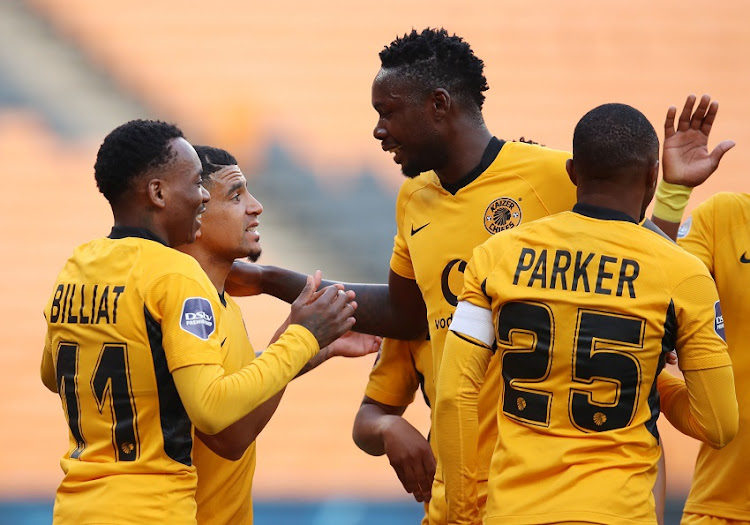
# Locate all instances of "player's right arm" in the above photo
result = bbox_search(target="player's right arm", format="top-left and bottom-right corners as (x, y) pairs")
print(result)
(226, 263), (427, 339)
(657, 273), (739, 448)
(435, 246), (496, 525)
(353, 337), (435, 503)
(173, 276), (357, 435)
(658, 367), (737, 448)
(353, 397), (435, 503)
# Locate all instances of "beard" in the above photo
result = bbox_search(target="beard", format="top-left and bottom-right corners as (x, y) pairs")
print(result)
(246, 247), (262, 263)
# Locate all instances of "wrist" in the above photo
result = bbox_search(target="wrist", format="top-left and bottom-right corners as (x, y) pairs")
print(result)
(652, 180), (693, 223)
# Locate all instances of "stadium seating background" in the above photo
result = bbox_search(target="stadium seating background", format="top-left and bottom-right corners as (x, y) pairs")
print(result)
(1, 1), (748, 523)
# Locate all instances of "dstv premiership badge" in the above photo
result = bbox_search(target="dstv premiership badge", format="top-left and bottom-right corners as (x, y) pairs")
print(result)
(180, 297), (216, 340)
(484, 197), (522, 234)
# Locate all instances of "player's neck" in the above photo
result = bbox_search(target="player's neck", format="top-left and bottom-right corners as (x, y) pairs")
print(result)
(178, 245), (230, 294)
(434, 120), (493, 186)
(576, 192), (643, 222)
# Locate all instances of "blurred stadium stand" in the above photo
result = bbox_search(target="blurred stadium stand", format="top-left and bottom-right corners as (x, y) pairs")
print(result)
(2, 0), (750, 523)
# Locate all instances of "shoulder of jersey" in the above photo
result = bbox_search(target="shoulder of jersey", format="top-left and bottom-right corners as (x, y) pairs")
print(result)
(117, 237), (207, 278)
(397, 171), (436, 196)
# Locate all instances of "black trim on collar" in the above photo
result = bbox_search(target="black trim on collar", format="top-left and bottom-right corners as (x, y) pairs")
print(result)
(218, 291), (227, 307)
(108, 226), (168, 246)
(573, 203), (638, 224)
(442, 137), (505, 195)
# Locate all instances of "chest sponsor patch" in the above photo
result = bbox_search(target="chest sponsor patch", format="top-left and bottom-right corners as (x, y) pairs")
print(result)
(677, 216), (692, 239)
(714, 300), (726, 341)
(180, 297), (216, 340)
(484, 197), (522, 234)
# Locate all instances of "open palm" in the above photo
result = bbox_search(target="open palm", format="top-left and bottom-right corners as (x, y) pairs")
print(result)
(662, 94), (735, 187)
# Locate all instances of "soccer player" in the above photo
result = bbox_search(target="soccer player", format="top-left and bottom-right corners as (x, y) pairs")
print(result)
(40, 120), (357, 524)
(435, 102), (739, 525)
(183, 145), (380, 525)
(227, 28), (577, 521)
(650, 96), (747, 525)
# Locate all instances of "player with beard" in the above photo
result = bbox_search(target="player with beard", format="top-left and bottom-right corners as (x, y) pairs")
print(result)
(182, 146), (380, 525)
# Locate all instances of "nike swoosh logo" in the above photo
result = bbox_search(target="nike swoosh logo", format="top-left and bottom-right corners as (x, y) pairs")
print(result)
(411, 223), (430, 236)
(741, 252), (750, 264)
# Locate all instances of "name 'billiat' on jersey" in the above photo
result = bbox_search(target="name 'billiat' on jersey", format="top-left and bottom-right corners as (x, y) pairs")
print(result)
(49, 283), (126, 324)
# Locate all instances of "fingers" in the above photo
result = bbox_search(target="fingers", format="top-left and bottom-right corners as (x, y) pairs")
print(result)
(690, 94), (711, 130)
(293, 275), (316, 306)
(676, 94), (696, 132)
(700, 100), (719, 135)
(664, 105), (677, 139)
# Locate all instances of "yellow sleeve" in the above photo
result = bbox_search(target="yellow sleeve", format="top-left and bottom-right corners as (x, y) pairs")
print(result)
(658, 367), (738, 448)
(677, 197), (715, 274)
(145, 273), (225, 371)
(40, 329), (57, 393)
(673, 274), (732, 372)
(364, 338), (419, 407)
(435, 330), (492, 525)
(172, 324), (319, 434)
(389, 181), (416, 280)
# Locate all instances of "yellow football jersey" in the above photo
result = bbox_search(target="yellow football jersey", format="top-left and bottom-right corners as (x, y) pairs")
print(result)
(678, 192), (750, 521)
(194, 294), (257, 525)
(446, 204), (731, 525)
(41, 228), (225, 525)
(389, 137), (576, 490)
(365, 337), (434, 411)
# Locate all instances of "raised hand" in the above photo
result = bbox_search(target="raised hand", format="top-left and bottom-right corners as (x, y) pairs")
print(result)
(290, 271), (357, 348)
(662, 94), (735, 187)
(326, 331), (382, 358)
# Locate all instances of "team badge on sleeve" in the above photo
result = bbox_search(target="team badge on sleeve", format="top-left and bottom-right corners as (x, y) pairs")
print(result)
(677, 216), (692, 239)
(714, 300), (726, 341)
(180, 297), (215, 340)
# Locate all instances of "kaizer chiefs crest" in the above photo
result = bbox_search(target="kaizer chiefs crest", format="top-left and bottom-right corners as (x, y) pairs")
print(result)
(484, 197), (522, 234)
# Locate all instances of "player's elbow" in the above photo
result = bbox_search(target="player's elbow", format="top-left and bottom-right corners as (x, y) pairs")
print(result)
(703, 409), (739, 449)
(190, 409), (230, 437)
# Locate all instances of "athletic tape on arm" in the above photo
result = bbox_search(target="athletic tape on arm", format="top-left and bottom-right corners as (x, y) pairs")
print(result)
(449, 301), (495, 347)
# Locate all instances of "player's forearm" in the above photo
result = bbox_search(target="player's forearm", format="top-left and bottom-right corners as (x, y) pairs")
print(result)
(658, 366), (738, 448)
(196, 387), (286, 460)
(260, 265), (426, 338)
(435, 332), (491, 525)
(174, 325), (318, 434)
(353, 404), (399, 456)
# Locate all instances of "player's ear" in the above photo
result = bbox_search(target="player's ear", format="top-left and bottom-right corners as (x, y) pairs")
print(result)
(566, 158), (578, 187)
(147, 178), (167, 209)
(432, 88), (451, 120)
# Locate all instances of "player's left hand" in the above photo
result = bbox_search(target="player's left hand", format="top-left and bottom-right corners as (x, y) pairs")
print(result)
(326, 331), (382, 358)
(662, 94), (735, 187)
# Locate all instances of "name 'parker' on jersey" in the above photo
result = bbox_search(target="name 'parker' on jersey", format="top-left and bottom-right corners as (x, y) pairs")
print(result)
(512, 247), (640, 298)
(49, 283), (126, 324)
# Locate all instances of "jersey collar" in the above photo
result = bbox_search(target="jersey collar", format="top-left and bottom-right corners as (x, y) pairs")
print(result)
(573, 202), (638, 224)
(108, 226), (168, 246)
(441, 136), (505, 195)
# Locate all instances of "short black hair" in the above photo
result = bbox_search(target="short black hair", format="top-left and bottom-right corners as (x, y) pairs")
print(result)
(379, 28), (489, 111)
(94, 119), (184, 205)
(573, 103), (659, 178)
(192, 145), (238, 187)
